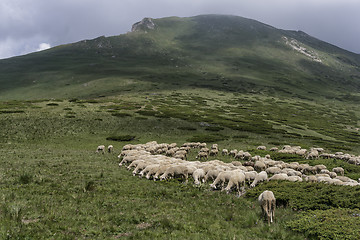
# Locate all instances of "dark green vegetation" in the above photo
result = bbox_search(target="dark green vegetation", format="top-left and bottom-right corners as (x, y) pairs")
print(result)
(1, 14), (360, 239)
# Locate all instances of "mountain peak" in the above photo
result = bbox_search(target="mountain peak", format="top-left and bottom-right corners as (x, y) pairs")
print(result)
(131, 17), (156, 32)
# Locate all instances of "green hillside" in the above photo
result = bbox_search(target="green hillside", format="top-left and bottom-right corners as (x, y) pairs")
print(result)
(0, 14), (359, 100)
(2, 15), (360, 239)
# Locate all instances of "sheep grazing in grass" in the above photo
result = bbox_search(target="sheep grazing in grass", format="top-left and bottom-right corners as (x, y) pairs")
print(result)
(196, 152), (208, 161)
(160, 165), (190, 183)
(224, 171), (246, 196)
(209, 149), (218, 157)
(96, 145), (105, 154)
(192, 169), (206, 185)
(221, 149), (229, 156)
(306, 150), (319, 159)
(107, 145), (114, 153)
(258, 190), (276, 224)
(229, 149), (238, 157)
(270, 147), (278, 152)
(250, 171), (268, 188)
(257, 146), (266, 150)
(332, 167), (344, 176)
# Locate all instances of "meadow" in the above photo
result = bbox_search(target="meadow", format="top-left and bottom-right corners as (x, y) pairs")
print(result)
(1, 89), (360, 239)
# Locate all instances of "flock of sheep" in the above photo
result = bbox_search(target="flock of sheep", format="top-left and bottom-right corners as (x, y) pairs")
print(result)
(96, 141), (360, 223)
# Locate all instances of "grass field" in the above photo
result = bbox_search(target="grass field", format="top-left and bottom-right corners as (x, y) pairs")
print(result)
(1, 90), (360, 239)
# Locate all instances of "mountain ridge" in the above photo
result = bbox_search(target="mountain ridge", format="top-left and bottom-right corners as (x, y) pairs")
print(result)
(0, 14), (359, 100)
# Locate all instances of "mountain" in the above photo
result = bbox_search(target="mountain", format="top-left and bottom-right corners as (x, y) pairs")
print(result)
(0, 14), (359, 100)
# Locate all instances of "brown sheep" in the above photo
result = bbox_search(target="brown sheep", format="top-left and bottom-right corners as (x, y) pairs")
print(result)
(258, 190), (276, 224)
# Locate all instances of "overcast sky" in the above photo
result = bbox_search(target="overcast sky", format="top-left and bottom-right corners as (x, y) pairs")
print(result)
(1, 0), (359, 59)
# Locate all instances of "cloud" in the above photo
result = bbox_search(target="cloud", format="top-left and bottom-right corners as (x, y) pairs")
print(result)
(36, 43), (51, 52)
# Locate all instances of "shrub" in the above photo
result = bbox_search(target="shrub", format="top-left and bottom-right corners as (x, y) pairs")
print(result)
(287, 208), (360, 240)
(205, 126), (224, 132)
(106, 135), (136, 142)
(111, 112), (132, 117)
(46, 103), (59, 106)
(187, 134), (227, 143)
(177, 126), (197, 131)
(18, 172), (33, 184)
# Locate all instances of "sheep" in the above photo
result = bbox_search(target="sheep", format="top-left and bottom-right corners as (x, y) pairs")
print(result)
(160, 165), (190, 182)
(258, 190), (276, 224)
(107, 145), (114, 153)
(265, 167), (281, 175)
(222, 149), (229, 156)
(287, 176), (303, 182)
(244, 171), (258, 185)
(196, 152), (208, 161)
(250, 171), (268, 188)
(209, 149), (219, 157)
(199, 143), (207, 148)
(153, 164), (173, 180)
(306, 150), (319, 159)
(270, 147), (278, 152)
(96, 145), (105, 154)
(224, 171), (246, 196)
(257, 146), (266, 150)
(268, 173), (288, 181)
(204, 169), (221, 182)
(254, 161), (266, 172)
(314, 164), (327, 173)
(139, 164), (161, 179)
(210, 171), (235, 190)
(332, 167), (344, 176)
(192, 169), (206, 185)
(305, 175), (317, 183)
(229, 149), (238, 157)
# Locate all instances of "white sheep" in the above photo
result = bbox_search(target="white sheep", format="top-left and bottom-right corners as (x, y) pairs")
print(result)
(160, 165), (190, 182)
(258, 190), (276, 224)
(268, 173), (288, 181)
(254, 161), (266, 172)
(332, 167), (344, 176)
(224, 171), (246, 196)
(257, 146), (266, 150)
(209, 149), (218, 157)
(222, 149), (229, 156)
(250, 171), (268, 188)
(107, 145), (114, 153)
(96, 145), (105, 154)
(196, 152), (208, 161)
(244, 171), (258, 185)
(192, 169), (206, 185)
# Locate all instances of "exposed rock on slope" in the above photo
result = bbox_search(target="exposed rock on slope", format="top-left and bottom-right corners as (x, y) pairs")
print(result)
(132, 18), (156, 32)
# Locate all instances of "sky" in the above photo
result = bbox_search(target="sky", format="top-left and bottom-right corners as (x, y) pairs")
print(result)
(0, 0), (359, 59)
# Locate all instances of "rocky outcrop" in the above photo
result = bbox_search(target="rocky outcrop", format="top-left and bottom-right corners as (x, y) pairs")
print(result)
(131, 18), (156, 32)
(283, 36), (322, 63)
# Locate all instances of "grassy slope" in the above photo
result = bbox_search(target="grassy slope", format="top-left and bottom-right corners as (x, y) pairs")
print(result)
(1, 91), (360, 239)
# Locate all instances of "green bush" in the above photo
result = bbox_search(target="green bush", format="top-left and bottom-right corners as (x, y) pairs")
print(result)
(177, 126), (197, 131)
(246, 181), (360, 211)
(205, 126), (224, 132)
(287, 208), (360, 240)
(187, 134), (227, 143)
(106, 135), (136, 142)
(111, 112), (132, 117)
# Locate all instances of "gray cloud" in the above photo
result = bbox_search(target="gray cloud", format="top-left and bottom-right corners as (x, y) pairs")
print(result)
(0, 0), (359, 59)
